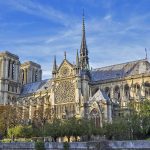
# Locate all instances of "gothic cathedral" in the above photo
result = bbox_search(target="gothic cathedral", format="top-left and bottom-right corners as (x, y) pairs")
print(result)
(0, 15), (150, 126)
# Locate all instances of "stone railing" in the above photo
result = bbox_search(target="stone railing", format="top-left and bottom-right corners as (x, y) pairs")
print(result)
(1, 140), (150, 150)
(45, 140), (150, 150)
(0, 142), (35, 150)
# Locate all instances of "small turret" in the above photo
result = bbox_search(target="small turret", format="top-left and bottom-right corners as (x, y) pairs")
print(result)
(76, 49), (80, 68)
(52, 56), (57, 77)
(74, 49), (80, 75)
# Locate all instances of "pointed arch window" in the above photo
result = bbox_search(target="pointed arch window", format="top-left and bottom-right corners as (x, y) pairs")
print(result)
(114, 86), (120, 102)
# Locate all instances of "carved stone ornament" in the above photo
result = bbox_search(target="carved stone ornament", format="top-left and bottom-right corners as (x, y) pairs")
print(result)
(55, 81), (75, 104)
(60, 66), (70, 77)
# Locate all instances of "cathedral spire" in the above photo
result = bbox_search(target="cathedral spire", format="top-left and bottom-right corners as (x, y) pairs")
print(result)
(52, 56), (57, 74)
(64, 51), (66, 59)
(80, 10), (89, 70)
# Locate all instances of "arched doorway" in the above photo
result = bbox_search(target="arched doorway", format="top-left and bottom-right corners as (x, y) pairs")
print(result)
(90, 108), (101, 127)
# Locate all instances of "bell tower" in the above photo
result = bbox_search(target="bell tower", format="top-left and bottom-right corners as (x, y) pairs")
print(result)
(0, 51), (20, 104)
(21, 61), (42, 85)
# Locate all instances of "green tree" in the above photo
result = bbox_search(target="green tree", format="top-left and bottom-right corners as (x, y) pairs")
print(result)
(61, 117), (82, 142)
(139, 99), (150, 136)
(8, 125), (33, 140)
(44, 118), (62, 142)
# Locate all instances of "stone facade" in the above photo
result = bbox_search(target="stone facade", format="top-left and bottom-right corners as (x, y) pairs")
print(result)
(0, 16), (150, 125)
(0, 51), (20, 104)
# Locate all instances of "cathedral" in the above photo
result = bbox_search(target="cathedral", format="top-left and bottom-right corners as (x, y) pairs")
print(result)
(0, 16), (150, 126)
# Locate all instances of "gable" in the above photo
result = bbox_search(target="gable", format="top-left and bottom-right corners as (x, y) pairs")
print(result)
(57, 59), (74, 77)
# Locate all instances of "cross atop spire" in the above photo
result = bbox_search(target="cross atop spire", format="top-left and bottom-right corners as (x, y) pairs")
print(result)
(80, 10), (89, 70)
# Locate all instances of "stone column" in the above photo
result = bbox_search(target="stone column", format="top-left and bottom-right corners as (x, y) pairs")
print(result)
(120, 85), (124, 107)
(29, 67), (32, 83)
(22, 104), (25, 120)
(140, 77), (145, 97)
(40, 70), (42, 81)
(107, 103), (112, 123)
(29, 101), (36, 120)
(9, 60), (12, 79)
(110, 86), (114, 102)
(27, 68), (30, 84)
(2, 57), (6, 78)
(24, 68), (27, 84)
(38, 69), (40, 81)
(5, 58), (9, 79)
(15, 62), (18, 81)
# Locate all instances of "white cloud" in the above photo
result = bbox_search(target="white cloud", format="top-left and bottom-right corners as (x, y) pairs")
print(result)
(0, 1), (149, 79)
(0, 0), (72, 26)
(104, 14), (112, 21)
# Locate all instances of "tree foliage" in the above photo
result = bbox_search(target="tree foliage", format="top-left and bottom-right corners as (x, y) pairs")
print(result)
(8, 125), (33, 139)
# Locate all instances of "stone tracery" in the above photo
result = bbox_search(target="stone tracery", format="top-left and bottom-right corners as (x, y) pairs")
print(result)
(55, 81), (75, 104)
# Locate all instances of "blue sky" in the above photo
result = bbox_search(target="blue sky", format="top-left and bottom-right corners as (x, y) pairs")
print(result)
(0, 0), (150, 79)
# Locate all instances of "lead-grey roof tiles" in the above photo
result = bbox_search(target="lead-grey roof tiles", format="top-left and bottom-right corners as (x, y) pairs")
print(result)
(20, 79), (52, 96)
(90, 59), (150, 82)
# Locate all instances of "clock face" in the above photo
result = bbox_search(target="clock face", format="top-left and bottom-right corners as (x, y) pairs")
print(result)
(60, 66), (69, 76)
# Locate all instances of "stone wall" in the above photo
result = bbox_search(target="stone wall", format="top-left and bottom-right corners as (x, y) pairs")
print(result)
(107, 140), (150, 150)
(0, 141), (150, 150)
(45, 140), (150, 150)
(0, 142), (35, 150)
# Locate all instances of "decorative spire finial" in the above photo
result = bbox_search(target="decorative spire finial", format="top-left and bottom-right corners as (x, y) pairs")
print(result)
(82, 9), (85, 37)
(64, 51), (66, 59)
(145, 48), (148, 60)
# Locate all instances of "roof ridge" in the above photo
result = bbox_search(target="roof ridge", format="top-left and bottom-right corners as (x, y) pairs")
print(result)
(93, 59), (146, 71)
(22, 79), (50, 86)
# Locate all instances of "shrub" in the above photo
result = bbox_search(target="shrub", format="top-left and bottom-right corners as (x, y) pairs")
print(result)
(35, 141), (45, 150)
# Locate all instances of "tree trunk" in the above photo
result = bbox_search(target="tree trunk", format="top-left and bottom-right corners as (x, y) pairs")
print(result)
(75, 136), (77, 141)
(67, 136), (70, 142)
(54, 137), (57, 142)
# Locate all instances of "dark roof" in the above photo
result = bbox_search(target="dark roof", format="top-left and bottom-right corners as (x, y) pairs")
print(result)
(20, 79), (52, 96)
(90, 59), (150, 82)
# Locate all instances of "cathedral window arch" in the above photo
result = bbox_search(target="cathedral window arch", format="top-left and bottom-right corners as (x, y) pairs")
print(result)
(144, 82), (150, 98)
(134, 83), (140, 98)
(15, 86), (17, 93)
(22, 69), (24, 84)
(12, 96), (16, 103)
(12, 61), (15, 80)
(114, 85), (120, 102)
(8, 84), (10, 91)
(90, 108), (100, 127)
(35, 70), (38, 82)
(8, 95), (11, 104)
(124, 84), (130, 99)
(105, 87), (110, 98)
(8, 59), (11, 78)
(12, 86), (14, 92)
